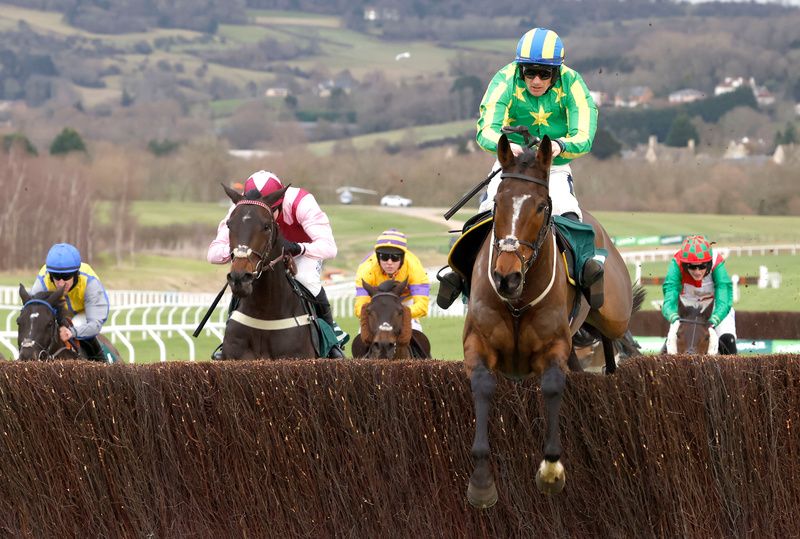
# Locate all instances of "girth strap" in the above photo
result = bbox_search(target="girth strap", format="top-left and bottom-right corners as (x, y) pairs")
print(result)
(230, 311), (312, 331)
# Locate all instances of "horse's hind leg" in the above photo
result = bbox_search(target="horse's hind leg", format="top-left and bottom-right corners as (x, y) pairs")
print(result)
(467, 361), (498, 509)
(536, 357), (567, 495)
(601, 335), (616, 375)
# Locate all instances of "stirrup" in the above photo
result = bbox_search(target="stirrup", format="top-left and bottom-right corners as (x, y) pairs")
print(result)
(211, 343), (223, 360)
(436, 268), (463, 309)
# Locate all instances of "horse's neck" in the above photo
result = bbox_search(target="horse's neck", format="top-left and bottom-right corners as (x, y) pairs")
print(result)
(240, 260), (304, 317)
(680, 296), (713, 314)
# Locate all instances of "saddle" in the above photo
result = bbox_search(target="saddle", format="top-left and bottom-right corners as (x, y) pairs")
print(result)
(287, 277), (341, 359)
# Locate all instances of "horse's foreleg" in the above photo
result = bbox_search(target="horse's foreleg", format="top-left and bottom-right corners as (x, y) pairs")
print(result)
(536, 356), (567, 495)
(467, 360), (498, 509)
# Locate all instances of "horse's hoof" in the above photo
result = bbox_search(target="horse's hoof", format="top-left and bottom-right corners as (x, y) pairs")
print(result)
(467, 479), (498, 509)
(535, 460), (566, 495)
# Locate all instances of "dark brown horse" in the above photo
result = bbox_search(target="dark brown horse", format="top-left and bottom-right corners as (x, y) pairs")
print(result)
(220, 184), (318, 359)
(17, 284), (120, 361)
(350, 280), (431, 359)
(667, 298), (716, 355)
(464, 134), (637, 507)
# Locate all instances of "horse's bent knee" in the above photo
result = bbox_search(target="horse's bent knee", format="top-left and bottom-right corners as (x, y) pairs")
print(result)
(470, 363), (496, 398)
(540, 366), (565, 398)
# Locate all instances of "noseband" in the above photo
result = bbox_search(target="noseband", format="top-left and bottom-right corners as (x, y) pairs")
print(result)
(492, 172), (553, 281)
(230, 200), (284, 278)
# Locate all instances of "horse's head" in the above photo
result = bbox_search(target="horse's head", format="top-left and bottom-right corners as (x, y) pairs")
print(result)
(491, 133), (554, 298)
(17, 284), (68, 360)
(223, 183), (289, 297)
(360, 279), (412, 359)
(669, 298), (717, 354)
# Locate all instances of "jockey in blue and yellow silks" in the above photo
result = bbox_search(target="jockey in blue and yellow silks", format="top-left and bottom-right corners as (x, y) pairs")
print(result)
(355, 229), (430, 331)
(31, 243), (109, 360)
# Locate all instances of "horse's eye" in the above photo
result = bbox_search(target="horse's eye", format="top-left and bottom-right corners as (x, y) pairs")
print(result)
(15, 317), (19, 326)
(537, 202), (547, 214)
(225, 219), (231, 227)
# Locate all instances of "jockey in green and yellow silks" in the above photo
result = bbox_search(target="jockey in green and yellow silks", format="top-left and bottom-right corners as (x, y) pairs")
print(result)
(31, 243), (109, 360)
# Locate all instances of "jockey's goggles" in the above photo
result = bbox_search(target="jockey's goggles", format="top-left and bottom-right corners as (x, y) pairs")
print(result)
(521, 65), (554, 80)
(50, 272), (76, 282)
(684, 263), (710, 271)
(377, 253), (403, 263)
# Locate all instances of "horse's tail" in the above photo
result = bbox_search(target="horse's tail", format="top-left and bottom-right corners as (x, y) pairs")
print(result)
(631, 284), (647, 315)
(615, 284), (647, 359)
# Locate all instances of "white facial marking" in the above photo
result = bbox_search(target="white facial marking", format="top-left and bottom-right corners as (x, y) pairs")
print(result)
(378, 322), (393, 332)
(511, 194), (531, 234)
(30, 313), (40, 319)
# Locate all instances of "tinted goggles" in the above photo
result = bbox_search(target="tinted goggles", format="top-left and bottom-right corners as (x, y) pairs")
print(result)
(50, 272), (75, 282)
(377, 253), (403, 263)
(684, 263), (709, 271)
(521, 65), (554, 80)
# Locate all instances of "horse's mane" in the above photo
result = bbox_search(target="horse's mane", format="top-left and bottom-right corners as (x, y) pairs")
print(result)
(517, 148), (538, 168)
(377, 280), (401, 293)
(243, 188), (264, 201)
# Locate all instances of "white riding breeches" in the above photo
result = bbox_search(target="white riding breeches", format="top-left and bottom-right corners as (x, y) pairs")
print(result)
(478, 161), (582, 220)
(714, 308), (737, 338)
(294, 256), (323, 296)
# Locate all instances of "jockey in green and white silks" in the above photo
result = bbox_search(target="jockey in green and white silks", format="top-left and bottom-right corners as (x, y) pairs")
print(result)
(662, 235), (737, 354)
(477, 27), (598, 220)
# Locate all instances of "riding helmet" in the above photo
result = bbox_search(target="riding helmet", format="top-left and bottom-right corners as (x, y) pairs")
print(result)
(515, 28), (565, 66)
(678, 235), (713, 264)
(45, 243), (82, 273)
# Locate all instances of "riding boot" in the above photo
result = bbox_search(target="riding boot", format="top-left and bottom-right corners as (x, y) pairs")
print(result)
(718, 333), (737, 355)
(436, 267), (464, 309)
(562, 211), (604, 310)
(80, 337), (106, 362)
(315, 288), (345, 359)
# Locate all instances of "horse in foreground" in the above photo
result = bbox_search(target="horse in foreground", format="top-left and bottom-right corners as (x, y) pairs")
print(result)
(17, 284), (119, 361)
(666, 298), (717, 355)
(463, 134), (638, 507)
(220, 184), (320, 359)
(350, 280), (431, 359)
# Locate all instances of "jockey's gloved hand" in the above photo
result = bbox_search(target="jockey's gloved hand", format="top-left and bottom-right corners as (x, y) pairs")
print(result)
(708, 316), (720, 328)
(282, 238), (303, 256)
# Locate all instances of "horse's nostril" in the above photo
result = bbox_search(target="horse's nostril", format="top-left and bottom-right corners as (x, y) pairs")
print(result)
(505, 272), (522, 290)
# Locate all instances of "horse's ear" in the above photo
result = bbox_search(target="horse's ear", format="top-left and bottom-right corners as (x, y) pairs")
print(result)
(223, 183), (243, 204)
(263, 185), (290, 208)
(363, 280), (378, 297)
(497, 133), (515, 169)
(18, 284), (30, 304)
(392, 279), (408, 296)
(536, 134), (553, 171)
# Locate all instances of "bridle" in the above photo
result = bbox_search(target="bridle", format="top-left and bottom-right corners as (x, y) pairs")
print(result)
(366, 292), (405, 358)
(489, 171), (554, 317)
(230, 199), (284, 278)
(19, 299), (76, 360)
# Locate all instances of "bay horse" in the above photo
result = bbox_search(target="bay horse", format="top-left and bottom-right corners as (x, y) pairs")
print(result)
(464, 133), (637, 507)
(666, 298), (717, 355)
(220, 184), (319, 359)
(17, 284), (120, 361)
(350, 280), (432, 359)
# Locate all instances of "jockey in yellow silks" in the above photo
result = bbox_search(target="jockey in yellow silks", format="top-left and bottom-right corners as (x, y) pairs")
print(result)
(355, 229), (430, 331)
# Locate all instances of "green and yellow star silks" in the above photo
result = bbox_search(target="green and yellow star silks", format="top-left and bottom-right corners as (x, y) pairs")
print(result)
(476, 62), (598, 165)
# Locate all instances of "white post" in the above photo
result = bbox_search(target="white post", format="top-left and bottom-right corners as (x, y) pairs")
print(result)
(731, 274), (740, 303)
(635, 262), (642, 285)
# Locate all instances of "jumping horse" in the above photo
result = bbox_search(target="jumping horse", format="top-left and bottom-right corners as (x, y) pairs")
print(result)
(350, 279), (432, 359)
(666, 298), (717, 355)
(220, 184), (319, 359)
(464, 133), (638, 507)
(17, 284), (119, 361)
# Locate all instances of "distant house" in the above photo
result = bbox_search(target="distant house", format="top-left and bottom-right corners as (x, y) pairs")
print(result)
(715, 76), (775, 107)
(264, 87), (289, 98)
(316, 71), (357, 97)
(614, 86), (653, 108)
(363, 7), (399, 21)
(668, 89), (705, 104)
(714, 76), (749, 96)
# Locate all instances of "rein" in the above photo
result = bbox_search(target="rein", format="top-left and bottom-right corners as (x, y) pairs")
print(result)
(19, 300), (77, 359)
